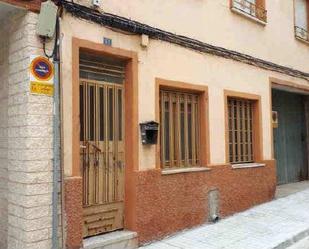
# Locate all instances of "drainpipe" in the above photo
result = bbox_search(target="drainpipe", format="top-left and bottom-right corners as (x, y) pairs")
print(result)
(52, 60), (60, 249)
(52, 17), (61, 249)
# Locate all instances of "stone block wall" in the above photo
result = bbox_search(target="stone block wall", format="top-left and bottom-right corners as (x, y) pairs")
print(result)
(0, 14), (9, 249)
(0, 10), (60, 249)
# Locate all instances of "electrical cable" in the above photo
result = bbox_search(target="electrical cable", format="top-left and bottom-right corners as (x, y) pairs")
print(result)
(42, 16), (59, 60)
(60, 0), (309, 81)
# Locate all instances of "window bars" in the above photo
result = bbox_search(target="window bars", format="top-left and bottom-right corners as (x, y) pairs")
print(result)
(160, 90), (200, 169)
(295, 26), (309, 43)
(79, 53), (125, 207)
(228, 98), (254, 164)
(231, 0), (267, 22)
(80, 80), (124, 206)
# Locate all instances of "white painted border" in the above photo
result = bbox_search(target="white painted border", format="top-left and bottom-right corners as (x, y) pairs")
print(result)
(162, 167), (211, 175)
(232, 163), (266, 169)
(231, 7), (267, 26)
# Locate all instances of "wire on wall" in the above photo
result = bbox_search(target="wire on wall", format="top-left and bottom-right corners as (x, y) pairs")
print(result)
(61, 0), (309, 81)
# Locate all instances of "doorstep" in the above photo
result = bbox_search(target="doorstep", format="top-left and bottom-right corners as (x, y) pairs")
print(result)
(83, 230), (138, 249)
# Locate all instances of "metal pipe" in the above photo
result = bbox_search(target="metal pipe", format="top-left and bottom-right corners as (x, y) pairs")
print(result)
(52, 18), (61, 249)
(52, 59), (60, 249)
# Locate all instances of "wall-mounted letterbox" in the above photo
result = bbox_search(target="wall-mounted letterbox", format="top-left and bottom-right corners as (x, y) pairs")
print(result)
(140, 121), (159, 145)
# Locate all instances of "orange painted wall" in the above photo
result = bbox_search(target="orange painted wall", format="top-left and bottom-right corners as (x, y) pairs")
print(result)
(133, 160), (276, 244)
(64, 160), (276, 246)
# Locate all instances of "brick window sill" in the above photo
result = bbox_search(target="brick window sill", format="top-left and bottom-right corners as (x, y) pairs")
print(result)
(231, 7), (267, 26)
(232, 163), (265, 169)
(161, 167), (211, 175)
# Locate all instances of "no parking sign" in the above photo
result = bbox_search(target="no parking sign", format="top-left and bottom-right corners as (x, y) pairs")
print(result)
(29, 55), (54, 96)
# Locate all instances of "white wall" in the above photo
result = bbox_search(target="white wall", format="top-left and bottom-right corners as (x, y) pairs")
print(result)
(0, 10), (59, 249)
(0, 15), (9, 249)
(75, 0), (309, 72)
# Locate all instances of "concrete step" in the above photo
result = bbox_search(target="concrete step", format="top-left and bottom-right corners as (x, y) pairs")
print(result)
(287, 236), (309, 249)
(83, 230), (138, 249)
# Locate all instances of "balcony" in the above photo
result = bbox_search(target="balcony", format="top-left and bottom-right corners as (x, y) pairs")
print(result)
(295, 26), (309, 44)
(231, 0), (267, 24)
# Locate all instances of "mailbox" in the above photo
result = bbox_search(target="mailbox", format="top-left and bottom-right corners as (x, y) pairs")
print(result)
(140, 121), (159, 145)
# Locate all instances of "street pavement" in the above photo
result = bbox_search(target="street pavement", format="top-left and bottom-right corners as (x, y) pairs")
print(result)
(140, 189), (309, 249)
(288, 237), (309, 249)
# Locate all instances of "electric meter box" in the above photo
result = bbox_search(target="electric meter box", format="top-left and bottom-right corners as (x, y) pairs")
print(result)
(140, 121), (159, 145)
(37, 0), (58, 38)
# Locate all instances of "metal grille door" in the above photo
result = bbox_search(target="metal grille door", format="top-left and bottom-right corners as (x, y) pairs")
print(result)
(79, 54), (125, 237)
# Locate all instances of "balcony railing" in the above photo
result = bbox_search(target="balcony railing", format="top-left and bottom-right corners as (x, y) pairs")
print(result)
(295, 26), (309, 43)
(231, 0), (267, 23)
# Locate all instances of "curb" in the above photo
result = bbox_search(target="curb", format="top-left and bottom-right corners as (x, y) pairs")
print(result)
(274, 228), (309, 249)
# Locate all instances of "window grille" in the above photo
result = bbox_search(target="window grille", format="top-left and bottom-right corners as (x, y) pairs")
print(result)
(231, 0), (267, 22)
(160, 90), (200, 168)
(228, 98), (254, 164)
(294, 0), (309, 42)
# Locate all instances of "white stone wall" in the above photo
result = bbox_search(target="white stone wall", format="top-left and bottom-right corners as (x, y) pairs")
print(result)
(0, 10), (59, 249)
(0, 14), (9, 249)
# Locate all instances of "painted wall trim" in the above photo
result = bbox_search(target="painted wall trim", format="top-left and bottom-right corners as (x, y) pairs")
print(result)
(70, 37), (139, 240)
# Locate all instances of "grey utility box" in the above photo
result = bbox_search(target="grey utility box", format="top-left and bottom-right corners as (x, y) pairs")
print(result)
(37, 0), (58, 38)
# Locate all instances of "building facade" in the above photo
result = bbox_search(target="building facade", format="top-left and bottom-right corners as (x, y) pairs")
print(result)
(0, 3), (59, 249)
(0, 0), (309, 249)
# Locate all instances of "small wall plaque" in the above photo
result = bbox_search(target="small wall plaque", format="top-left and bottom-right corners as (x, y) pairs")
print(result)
(103, 37), (112, 46)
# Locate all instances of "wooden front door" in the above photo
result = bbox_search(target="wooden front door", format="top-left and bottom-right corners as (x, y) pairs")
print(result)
(79, 54), (125, 237)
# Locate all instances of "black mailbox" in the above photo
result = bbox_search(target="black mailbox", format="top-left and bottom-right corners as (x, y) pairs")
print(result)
(140, 121), (159, 145)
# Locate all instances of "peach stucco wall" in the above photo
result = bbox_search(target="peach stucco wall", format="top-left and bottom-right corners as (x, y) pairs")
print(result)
(60, 1), (309, 176)
(75, 0), (309, 73)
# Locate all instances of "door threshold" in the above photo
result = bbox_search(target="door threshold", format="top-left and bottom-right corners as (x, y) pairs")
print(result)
(275, 180), (309, 199)
(83, 230), (138, 249)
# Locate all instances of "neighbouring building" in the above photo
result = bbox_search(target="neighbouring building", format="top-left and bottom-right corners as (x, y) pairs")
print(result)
(0, 0), (309, 249)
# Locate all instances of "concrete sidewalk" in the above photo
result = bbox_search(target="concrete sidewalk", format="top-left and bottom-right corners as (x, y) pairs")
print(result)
(140, 189), (309, 249)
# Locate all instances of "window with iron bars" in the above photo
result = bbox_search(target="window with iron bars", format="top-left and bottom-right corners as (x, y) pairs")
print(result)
(228, 98), (254, 164)
(231, 0), (267, 23)
(294, 0), (309, 42)
(160, 90), (200, 169)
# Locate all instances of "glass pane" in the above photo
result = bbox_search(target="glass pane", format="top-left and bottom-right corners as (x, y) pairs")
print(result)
(188, 103), (192, 160)
(99, 87), (104, 141)
(109, 88), (114, 141)
(80, 84), (84, 141)
(180, 103), (185, 161)
(173, 102), (177, 163)
(79, 52), (125, 84)
(118, 89), (123, 141)
(164, 101), (170, 162)
(88, 85), (95, 141)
